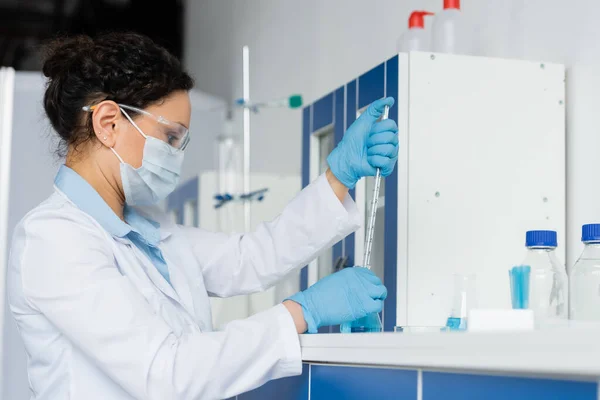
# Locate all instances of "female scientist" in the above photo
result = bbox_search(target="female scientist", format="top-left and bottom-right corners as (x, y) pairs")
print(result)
(7, 32), (399, 400)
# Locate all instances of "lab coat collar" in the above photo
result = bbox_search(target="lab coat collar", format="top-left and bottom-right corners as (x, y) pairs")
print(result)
(55, 166), (192, 316)
(54, 165), (163, 244)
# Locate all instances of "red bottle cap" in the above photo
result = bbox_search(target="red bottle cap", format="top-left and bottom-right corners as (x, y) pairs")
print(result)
(408, 11), (435, 29)
(444, 0), (460, 10)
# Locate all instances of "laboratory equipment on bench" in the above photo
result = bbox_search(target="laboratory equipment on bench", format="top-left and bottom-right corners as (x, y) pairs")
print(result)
(340, 106), (389, 334)
(431, 0), (471, 55)
(519, 230), (568, 323)
(445, 273), (476, 331)
(570, 224), (600, 321)
(397, 11), (434, 52)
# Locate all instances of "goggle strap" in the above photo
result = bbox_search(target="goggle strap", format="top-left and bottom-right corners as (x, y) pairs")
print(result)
(119, 108), (148, 139)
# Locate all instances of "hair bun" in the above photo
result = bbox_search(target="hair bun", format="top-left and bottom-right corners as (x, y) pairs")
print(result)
(42, 35), (94, 79)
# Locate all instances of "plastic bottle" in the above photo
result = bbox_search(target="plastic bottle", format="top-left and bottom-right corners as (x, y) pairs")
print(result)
(431, 0), (470, 54)
(397, 11), (434, 52)
(570, 224), (600, 321)
(521, 230), (568, 324)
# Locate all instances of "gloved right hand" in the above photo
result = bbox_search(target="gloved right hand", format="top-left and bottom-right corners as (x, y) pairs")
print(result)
(285, 267), (387, 333)
(326, 97), (398, 189)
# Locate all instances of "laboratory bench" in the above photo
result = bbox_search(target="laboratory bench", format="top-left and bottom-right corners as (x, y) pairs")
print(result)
(239, 326), (600, 399)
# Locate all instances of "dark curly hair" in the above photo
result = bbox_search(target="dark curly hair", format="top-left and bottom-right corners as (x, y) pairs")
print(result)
(42, 32), (194, 157)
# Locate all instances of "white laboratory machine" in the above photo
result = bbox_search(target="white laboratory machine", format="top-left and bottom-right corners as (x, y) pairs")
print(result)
(301, 51), (565, 331)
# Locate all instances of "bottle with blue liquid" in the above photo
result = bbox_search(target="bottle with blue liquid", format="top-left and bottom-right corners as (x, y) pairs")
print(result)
(521, 230), (568, 323)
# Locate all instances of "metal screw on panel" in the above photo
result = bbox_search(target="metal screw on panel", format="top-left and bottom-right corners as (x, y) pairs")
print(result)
(435, 191), (440, 198)
(540, 63), (545, 69)
(559, 100), (564, 105)
(543, 197), (548, 203)
(431, 54), (436, 60)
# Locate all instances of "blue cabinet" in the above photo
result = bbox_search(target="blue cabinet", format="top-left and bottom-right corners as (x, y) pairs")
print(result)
(358, 62), (385, 109)
(311, 365), (417, 399)
(239, 364), (598, 400)
(423, 371), (597, 400)
(238, 364), (309, 400)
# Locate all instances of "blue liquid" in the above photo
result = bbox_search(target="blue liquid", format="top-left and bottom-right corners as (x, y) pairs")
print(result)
(445, 316), (467, 331)
(340, 313), (382, 333)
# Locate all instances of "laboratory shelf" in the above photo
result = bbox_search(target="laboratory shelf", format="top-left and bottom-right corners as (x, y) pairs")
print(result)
(300, 324), (600, 379)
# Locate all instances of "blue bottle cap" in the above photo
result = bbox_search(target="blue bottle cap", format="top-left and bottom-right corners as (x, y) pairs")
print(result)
(582, 224), (600, 243)
(525, 230), (557, 248)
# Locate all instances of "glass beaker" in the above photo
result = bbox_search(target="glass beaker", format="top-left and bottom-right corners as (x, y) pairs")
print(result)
(340, 312), (382, 333)
(445, 273), (476, 331)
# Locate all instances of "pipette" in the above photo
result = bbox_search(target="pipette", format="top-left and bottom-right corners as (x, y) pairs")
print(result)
(362, 105), (389, 270)
(339, 105), (389, 334)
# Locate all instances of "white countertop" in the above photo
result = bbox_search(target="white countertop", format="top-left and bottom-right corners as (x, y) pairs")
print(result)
(300, 323), (600, 378)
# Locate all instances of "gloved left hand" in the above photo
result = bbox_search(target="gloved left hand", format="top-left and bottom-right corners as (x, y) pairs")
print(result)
(285, 267), (387, 333)
(327, 97), (399, 189)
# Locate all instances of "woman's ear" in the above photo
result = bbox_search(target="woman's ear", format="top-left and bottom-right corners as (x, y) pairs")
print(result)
(90, 101), (121, 148)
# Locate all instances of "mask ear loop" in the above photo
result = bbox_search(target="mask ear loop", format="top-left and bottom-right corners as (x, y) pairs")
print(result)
(110, 147), (125, 164)
(110, 107), (150, 164)
(120, 107), (148, 139)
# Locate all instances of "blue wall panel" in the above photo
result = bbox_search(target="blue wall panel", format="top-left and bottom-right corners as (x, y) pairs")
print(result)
(300, 106), (311, 290)
(239, 364), (309, 400)
(331, 85), (345, 277)
(333, 86), (345, 144)
(345, 79), (357, 265)
(312, 92), (334, 132)
(383, 55), (399, 332)
(345, 80), (357, 129)
(311, 365), (417, 400)
(423, 371), (597, 400)
(301, 106), (311, 190)
(358, 62), (385, 110)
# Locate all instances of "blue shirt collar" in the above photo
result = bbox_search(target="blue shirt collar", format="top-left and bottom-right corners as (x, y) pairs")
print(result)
(54, 165), (161, 245)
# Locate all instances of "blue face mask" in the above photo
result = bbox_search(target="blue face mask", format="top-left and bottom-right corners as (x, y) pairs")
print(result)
(111, 108), (184, 206)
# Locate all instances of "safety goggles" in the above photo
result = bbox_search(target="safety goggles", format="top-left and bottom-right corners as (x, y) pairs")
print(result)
(82, 103), (190, 151)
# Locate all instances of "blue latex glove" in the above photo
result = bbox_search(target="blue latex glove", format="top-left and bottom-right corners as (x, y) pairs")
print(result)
(327, 97), (399, 189)
(286, 267), (387, 333)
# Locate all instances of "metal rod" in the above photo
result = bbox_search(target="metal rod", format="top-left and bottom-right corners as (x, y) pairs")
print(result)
(242, 45), (251, 232)
(362, 105), (389, 269)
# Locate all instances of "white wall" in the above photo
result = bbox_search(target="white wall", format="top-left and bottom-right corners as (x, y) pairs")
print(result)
(182, 90), (227, 184)
(184, 0), (600, 269)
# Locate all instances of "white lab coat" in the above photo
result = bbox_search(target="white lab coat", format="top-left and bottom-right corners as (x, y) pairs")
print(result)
(7, 173), (360, 400)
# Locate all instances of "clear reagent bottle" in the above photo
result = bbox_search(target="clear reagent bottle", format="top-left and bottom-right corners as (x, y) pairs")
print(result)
(570, 224), (600, 321)
(521, 230), (568, 325)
